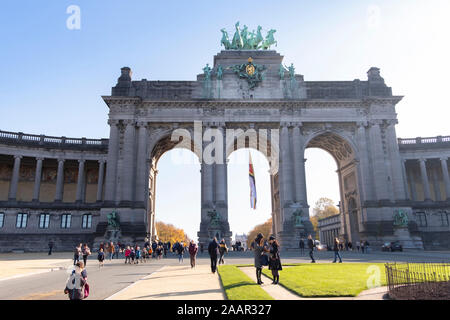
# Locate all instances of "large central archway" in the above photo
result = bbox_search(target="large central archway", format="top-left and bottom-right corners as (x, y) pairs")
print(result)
(304, 130), (361, 243)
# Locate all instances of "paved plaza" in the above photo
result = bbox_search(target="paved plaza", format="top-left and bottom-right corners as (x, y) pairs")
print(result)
(1, 249), (449, 300)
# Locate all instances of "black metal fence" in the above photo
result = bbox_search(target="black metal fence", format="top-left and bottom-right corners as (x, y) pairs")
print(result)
(385, 263), (450, 299)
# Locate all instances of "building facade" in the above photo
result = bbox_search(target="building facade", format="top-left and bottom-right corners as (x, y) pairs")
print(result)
(1, 45), (450, 252)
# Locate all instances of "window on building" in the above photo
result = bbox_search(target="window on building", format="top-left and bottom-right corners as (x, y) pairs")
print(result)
(82, 214), (92, 229)
(39, 213), (50, 229)
(439, 212), (449, 227)
(61, 214), (71, 229)
(0, 213), (4, 228)
(416, 212), (427, 227)
(16, 213), (28, 228)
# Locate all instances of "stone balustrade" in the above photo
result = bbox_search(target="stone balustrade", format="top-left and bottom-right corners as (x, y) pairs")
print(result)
(0, 130), (108, 151)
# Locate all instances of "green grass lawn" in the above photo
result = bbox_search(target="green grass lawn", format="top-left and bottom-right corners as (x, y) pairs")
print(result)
(262, 263), (388, 297)
(217, 265), (274, 300)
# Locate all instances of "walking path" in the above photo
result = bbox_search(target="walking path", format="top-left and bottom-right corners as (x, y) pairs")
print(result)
(239, 267), (388, 300)
(0, 252), (73, 281)
(106, 264), (225, 300)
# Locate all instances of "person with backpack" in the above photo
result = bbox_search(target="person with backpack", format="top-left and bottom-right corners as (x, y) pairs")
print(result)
(130, 247), (136, 264)
(64, 261), (88, 300)
(97, 248), (105, 268)
(188, 240), (198, 268)
(307, 235), (316, 263)
(218, 239), (228, 265)
(208, 237), (220, 273)
(82, 244), (91, 266)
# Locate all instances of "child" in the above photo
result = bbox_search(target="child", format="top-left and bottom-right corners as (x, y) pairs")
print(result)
(97, 248), (105, 268)
(130, 248), (136, 264)
(141, 247), (147, 263)
(124, 246), (131, 264)
(135, 247), (141, 264)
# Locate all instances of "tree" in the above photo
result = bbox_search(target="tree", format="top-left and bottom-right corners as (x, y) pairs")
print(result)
(310, 197), (339, 240)
(155, 221), (190, 244)
(247, 218), (272, 248)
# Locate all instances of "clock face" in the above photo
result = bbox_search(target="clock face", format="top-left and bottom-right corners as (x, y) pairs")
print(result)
(246, 64), (255, 76)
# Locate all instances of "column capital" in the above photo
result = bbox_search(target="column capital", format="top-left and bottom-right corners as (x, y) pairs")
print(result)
(57, 158), (65, 164)
(386, 119), (398, 126)
(108, 119), (120, 126)
(36, 157), (45, 161)
(78, 159), (86, 164)
(356, 121), (368, 128)
(292, 121), (303, 129)
(137, 121), (148, 128)
(14, 155), (23, 160)
(123, 119), (135, 126)
(98, 159), (107, 164)
(418, 158), (428, 163)
(440, 157), (448, 162)
(368, 119), (383, 126)
(280, 121), (291, 128)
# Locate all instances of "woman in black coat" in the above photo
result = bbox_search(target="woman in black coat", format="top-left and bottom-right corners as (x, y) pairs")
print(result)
(268, 235), (282, 284)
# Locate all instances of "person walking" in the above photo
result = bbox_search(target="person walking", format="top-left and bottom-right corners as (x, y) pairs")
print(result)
(218, 239), (228, 265)
(208, 237), (220, 273)
(254, 233), (267, 285)
(268, 235), (282, 284)
(135, 247), (141, 264)
(176, 242), (184, 263)
(82, 244), (91, 266)
(200, 243), (204, 254)
(299, 238), (305, 256)
(356, 241), (360, 252)
(130, 247), (136, 264)
(97, 248), (105, 268)
(48, 240), (54, 255)
(188, 240), (198, 268)
(74, 244), (81, 265)
(124, 246), (131, 264)
(332, 238), (343, 263)
(114, 243), (120, 259)
(307, 235), (316, 263)
(361, 240), (365, 253)
(64, 261), (88, 300)
(107, 242), (115, 260)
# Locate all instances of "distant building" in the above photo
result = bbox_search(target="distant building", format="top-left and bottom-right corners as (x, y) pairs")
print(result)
(234, 233), (248, 250)
(318, 214), (341, 248)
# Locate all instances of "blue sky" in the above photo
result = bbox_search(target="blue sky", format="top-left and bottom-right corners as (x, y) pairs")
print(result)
(1, 1), (449, 239)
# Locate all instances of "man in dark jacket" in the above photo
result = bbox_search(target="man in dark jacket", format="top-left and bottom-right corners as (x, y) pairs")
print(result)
(208, 237), (220, 273)
(332, 238), (343, 263)
(299, 239), (305, 256)
(307, 235), (316, 263)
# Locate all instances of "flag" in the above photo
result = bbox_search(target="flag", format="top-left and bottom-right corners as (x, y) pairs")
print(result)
(249, 152), (257, 209)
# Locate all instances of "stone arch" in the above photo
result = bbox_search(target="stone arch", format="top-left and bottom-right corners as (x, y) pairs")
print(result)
(303, 129), (361, 243)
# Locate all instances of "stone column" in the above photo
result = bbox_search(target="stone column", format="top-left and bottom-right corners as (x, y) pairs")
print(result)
(135, 122), (148, 204)
(104, 119), (120, 203)
(96, 160), (105, 202)
(407, 167), (418, 201)
(8, 155), (22, 201)
(419, 158), (432, 201)
(368, 120), (389, 200)
(280, 123), (293, 203)
(32, 157), (44, 202)
(215, 124), (227, 205)
(401, 159), (410, 200)
(356, 122), (373, 201)
(292, 123), (307, 205)
(440, 157), (450, 201)
(431, 164), (442, 201)
(75, 159), (85, 203)
(55, 158), (65, 202)
(385, 120), (408, 200)
(121, 120), (136, 204)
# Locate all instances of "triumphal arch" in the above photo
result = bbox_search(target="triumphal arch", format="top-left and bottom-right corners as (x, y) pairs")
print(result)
(1, 23), (450, 251)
